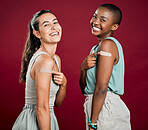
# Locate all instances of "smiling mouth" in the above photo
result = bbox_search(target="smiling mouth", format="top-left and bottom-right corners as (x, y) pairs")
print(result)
(92, 26), (101, 31)
(50, 32), (59, 36)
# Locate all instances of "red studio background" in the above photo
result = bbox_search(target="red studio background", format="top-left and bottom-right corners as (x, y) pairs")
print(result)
(0, 0), (148, 129)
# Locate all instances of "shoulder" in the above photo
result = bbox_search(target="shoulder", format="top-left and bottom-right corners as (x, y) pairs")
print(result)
(99, 39), (117, 52)
(35, 54), (54, 69)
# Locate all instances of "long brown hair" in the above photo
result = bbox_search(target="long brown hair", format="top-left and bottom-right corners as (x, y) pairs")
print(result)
(19, 10), (53, 83)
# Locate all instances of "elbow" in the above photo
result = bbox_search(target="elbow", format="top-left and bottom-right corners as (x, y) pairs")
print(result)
(79, 82), (86, 95)
(94, 83), (108, 96)
(55, 101), (63, 108)
(55, 95), (66, 108)
(55, 103), (62, 108)
(80, 88), (85, 95)
(36, 105), (50, 115)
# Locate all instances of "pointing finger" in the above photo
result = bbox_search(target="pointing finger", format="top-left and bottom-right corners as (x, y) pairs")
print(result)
(92, 52), (100, 57)
(91, 50), (95, 54)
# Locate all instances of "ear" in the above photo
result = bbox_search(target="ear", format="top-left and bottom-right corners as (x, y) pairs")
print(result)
(33, 30), (41, 39)
(111, 24), (119, 31)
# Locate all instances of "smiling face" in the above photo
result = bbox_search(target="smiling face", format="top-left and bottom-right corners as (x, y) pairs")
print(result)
(33, 13), (62, 44)
(90, 7), (118, 39)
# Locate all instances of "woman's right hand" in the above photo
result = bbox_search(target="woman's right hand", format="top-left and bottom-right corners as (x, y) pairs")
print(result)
(81, 50), (100, 71)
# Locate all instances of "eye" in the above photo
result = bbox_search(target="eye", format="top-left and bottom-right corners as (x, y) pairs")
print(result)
(92, 15), (97, 19)
(54, 21), (59, 24)
(100, 19), (106, 22)
(44, 24), (49, 27)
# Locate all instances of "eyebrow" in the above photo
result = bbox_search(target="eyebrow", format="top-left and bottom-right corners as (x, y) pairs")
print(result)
(42, 18), (57, 25)
(94, 14), (107, 19)
(100, 16), (107, 19)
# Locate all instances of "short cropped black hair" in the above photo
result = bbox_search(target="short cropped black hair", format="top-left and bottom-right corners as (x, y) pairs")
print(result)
(99, 4), (122, 25)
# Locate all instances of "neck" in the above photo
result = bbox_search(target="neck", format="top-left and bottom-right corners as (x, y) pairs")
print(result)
(97, 31), (113, 42)
(40, 43), (57, 58)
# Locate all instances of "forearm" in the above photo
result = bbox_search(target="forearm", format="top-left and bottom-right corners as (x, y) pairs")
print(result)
(91, 84), (108, 123)
(55, 83), (67, 107)
(79, 69), (86, 94)
(36, 107), (51, 130)
(79, 51), (98, 94)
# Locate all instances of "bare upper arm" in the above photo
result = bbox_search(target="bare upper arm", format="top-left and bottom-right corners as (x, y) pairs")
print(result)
(34, 55), (54, 108)
(96, 39), (117, 86)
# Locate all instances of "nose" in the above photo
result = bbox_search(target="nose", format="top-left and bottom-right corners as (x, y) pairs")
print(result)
(51, 24), (56, 30)
(93, 19), (100, 25)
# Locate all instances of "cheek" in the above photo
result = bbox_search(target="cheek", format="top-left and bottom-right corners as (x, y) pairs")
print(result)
(39, 31), (49, 39)
(59, 27), (62, 33)
(101, 23), (109, 29)
(101, 24), (105, 28)
(57, 25), (62, 35)
(90, 18), (93, 25)
(57, 25), (62, 31)
(40, 27), (48, 33)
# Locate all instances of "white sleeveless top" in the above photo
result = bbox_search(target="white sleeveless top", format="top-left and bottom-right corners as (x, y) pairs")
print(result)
(25, 51), (60, 109)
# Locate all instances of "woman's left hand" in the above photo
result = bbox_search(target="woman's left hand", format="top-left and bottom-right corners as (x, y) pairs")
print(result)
(52, 71), (67, 86)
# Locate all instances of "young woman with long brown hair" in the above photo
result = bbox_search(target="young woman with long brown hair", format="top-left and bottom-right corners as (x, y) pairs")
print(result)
(12, 10), (67, 130)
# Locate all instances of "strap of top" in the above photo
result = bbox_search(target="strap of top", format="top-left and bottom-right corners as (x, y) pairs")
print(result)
(53, 55), (60, 71)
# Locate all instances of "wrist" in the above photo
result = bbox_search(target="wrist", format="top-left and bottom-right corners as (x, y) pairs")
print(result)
(88, 122), (97, 126)
(88, 119), (97, 130)
(81, 66), (86, 71)
(61, 79), (67, 87)
(81, 62), (87, 71)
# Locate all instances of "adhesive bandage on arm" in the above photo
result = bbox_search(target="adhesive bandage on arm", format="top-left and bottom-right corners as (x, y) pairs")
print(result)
(40, 68), (52, 73)
(99, 51), (112, 57)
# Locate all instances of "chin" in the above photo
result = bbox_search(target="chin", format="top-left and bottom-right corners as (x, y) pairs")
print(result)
(92, 32), (100, 36)
(51, 37), (61, 43)
(56, 37), (62, 42)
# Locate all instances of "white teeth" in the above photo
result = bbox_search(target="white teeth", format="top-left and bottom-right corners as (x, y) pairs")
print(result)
(50, 32), (58, 36)
(93, 27), (101, 31)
